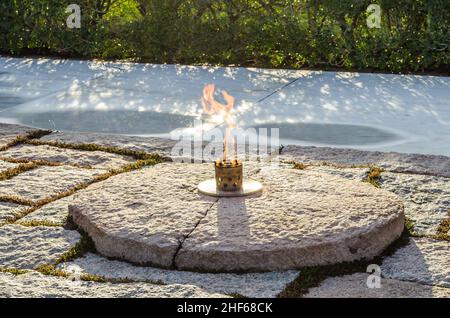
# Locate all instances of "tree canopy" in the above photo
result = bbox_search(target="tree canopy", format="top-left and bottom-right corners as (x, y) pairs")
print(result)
(1, 0), (448, 73)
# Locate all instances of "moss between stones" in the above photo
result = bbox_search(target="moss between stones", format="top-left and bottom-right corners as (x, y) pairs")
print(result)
(366, 166), (384, 188)
(16, 220), (63, 227)
(434, 211), (450, 241)
(293, 162), (308, 170)
(0, 130), (52, 152)
(55, 233), (96, 265)
(35, 262), (164, 284)
(0, 156), (93, 169)
(277, 226), (411, 298)
(0, 162), (41, 181)
(226, 293), (247, 298)
(5, 154), (165, 224)
(404, 217), (417, 236)
(0, 195), (34, 206)
(25, 139), (168, 161)
(35, 264), (70, 278)
(403, 216), (449, 242)
(0, 267), (28, 275)
(283, 159), (374, 171)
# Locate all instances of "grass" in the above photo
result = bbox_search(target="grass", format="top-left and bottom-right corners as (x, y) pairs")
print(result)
(278, 226), (411, 298)
(436, 210), (450, 235)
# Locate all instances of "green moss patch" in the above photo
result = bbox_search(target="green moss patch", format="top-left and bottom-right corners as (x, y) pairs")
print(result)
(0, 267), (28, 275)
(0, 195), (34, 206)
(278, 227), (411, 298)
(17, 220), (62, 227)
(55, 234), (96, 265)
(293, 162), (308, 170)
(0, 130), (52, 152)
(434, 211), (450, 241)
(0, 162), (41, 181)
(35, 264), (70, 278)
(366, 166), (384, 188)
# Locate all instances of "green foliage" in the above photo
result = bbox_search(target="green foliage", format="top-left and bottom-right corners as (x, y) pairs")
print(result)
(1, 0), (448, 73)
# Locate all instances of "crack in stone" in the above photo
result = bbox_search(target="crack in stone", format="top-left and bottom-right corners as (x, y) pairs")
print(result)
(171, 198), (219, 269)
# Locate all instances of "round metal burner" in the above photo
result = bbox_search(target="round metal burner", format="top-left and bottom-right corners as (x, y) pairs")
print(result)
(197, 179), (263, 197)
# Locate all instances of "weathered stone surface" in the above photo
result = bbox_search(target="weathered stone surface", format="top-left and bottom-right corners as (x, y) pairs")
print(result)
(0, 202), (27, 223)
(382, 238), (449, 288)
(20, 196), (73, 225)
(282, 145), (450, 178)
(0, 160), (18, 172)
(304, 273), (450, 298)
(70, 163), (217, 268)
(308, 166), (370, 181)
(0, 271), (226, 298)
(0, 123), (44, 149)
(380, 172), (450, 235)
(1, 144), (134, 169)
(0, 225), (80, 269)
(42, 131), (450, 178)
(176, 165), (404, 271)
(70, 163), (404, 272)
(58, 252), (299, 298)
(42, 131), (177, 156)
(0, 165), (104, 202)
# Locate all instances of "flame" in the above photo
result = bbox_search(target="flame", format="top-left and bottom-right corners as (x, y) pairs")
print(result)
(201, 84), (236, 162)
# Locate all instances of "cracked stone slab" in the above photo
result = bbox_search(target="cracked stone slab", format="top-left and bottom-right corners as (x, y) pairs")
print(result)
(58, 252), (299, 298)
(0, 225), (80, 269)
(20, 196), (73, 225)
(42, 131), (177, 157)
(70, 163), (404, 272)
(176, 165), (404, 271)
(0, 123), (44, 149)
(1, 144), (135, 169)
(304, 273), (450, 298)
(381, 238), (450, 288)
(282, 145), (450, 178)
(70, 163), (219, 268)
(0, 165), (105, 203)
(379, 172), (450, 235)
(0, 202), (27, 223)
(0, 271), (226, 298)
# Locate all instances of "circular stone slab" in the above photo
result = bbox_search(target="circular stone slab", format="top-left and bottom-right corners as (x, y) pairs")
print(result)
(69, 163), (404, 272)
